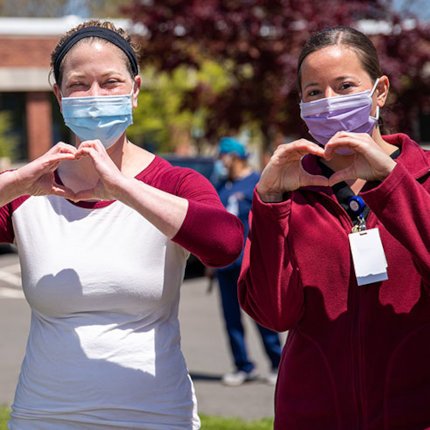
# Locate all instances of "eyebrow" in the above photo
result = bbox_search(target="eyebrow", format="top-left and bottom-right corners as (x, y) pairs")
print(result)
(65, 70), (125, 80)
(303, 76), (356, 90)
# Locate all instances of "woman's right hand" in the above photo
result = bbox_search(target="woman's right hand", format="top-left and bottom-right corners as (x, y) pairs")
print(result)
(13, 142), (77, 198)
(257, 139), (328, 202)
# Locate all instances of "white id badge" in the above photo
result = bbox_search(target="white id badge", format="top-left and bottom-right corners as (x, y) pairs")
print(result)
(348, 228), (388, 286)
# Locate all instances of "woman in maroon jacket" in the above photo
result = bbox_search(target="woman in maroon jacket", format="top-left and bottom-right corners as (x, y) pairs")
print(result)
(239, 26), (430, 430)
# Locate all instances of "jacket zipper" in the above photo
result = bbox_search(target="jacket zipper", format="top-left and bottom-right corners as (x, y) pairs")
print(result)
(351, 273), (363, 430)
(311, 190), (367, 429)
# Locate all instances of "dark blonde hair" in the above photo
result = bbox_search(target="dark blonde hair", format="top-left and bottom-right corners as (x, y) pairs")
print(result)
(50, 20), (140, 86)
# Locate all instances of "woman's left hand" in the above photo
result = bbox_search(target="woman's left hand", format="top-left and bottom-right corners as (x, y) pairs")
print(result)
(73, 140), (125, 201)
(324, 131), (397, 186)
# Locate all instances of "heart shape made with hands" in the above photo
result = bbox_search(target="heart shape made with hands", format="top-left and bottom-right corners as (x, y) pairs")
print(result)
(303, 131), (394, 186)
(276, 142), (362, 190)
(305, 147), (359, 187)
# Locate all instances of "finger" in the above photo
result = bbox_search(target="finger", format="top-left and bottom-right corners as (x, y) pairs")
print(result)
(51, 142), (78, 155)
(72, 188), (98, 201)
(325, 141), (355, 159)
(324, 133), (372, 157)
(303, 172), (330, 188)
(42, 154), (75, 172)
(75, 146), (99, 160)
(274, 142), (325, 163)
(328, 167), (356, 186)
(48, 152), (76, 163)
(281, 139), (324, 155)
(77, 140), (105, 152)
(50, 184), (77, 199)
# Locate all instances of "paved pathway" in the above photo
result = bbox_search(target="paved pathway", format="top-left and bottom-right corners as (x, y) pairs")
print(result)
(0, 253), (286, 421)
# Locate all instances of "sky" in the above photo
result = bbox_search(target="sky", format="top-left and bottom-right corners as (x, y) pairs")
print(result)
(393, 0), (430, 19)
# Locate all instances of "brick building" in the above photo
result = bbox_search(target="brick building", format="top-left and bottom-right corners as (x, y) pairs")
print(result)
(0, 16), (130, 162)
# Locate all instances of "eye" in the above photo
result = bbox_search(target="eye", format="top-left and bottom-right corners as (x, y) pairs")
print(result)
(307, 89), (321, 97)
(339, 81), (356, 92)
(103, 78), (124, 88)
(68, 82), (86, 89)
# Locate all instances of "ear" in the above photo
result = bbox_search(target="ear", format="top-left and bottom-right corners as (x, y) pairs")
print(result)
(53, 83), (62, 111)
(132, 75), (141, 109)
(375, 75), (390, 109)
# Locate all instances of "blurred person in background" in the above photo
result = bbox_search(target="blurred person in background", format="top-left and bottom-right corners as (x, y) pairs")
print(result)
(239, 25), (430, 429)
(208, 136), (282, 386)
(2, 20), (243, 430)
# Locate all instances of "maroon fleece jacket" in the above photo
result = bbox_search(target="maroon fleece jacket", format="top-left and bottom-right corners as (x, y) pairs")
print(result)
(239, 134), (430, 430)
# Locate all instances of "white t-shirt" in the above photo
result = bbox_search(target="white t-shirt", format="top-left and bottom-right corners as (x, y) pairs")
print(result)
(7, 192), (198, 429)
(3, 155), (244, 429)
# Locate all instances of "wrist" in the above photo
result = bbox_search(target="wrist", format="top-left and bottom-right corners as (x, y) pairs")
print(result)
(256, 185), (284, 203)
(377, 159), (397, 181)
(12, 168), (30, 195)
(108, 174), (133, 202)
(0, 169), (27, 202)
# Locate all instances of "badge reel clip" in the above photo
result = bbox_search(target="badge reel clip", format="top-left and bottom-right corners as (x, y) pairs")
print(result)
(348, 195), (366, 233)
(347, 195), (388, 286)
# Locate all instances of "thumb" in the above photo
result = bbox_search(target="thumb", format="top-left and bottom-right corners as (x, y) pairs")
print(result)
(328, 167), (356, 187)
(72, 188), (96, 202)
(303, 172), (329, 188)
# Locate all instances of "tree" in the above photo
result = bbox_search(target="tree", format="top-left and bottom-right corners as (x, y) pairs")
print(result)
(0, 111), (19, 167)
(127, 61), (230, 153)
(123, 0), (430, 152)
(85, 0), (131, 18)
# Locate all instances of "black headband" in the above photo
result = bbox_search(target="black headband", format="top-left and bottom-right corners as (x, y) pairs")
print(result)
(53, 26), (139, 83)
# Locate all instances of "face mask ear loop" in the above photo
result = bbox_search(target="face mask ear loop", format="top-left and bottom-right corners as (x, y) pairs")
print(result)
(370, 105), (380, 121)
(130, 85), (136, 104)
(369, 78), (381, 120)
(370, 78), (380, 97)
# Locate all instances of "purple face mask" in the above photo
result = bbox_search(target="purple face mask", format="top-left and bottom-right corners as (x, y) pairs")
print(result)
(300, 79), (380, 148)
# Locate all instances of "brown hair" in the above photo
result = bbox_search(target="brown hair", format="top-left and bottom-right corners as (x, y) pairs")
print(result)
(297, 26), (382, 92)
(50, 20), (140, 86)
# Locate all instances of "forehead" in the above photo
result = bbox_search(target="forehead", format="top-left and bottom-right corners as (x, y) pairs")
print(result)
(300, 45), (368, 84)
(61, 38), (129, 76)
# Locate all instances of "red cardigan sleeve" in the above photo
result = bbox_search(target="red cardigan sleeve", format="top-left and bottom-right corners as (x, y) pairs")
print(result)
(238, 189), (304, 332)
(170, 167), (244, 268)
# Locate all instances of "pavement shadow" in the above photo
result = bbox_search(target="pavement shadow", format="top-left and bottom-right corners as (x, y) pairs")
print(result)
(189, 372), (223, 382)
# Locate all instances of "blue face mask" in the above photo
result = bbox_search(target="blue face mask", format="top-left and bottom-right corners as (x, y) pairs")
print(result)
(61, 90), (134, 149)
(213, 159), (228, 183)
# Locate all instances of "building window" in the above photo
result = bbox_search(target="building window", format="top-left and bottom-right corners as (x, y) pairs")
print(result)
(0, 92), (27, 161)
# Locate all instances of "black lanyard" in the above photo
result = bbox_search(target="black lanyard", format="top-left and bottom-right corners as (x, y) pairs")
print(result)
(317, 148), (400, 228)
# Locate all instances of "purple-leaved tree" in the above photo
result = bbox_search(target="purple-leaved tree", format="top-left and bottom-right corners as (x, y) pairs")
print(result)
(123, 0), (430, 151)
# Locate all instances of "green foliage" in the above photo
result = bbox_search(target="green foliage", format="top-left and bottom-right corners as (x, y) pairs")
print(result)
(0, 111), (18, 161)
(126, 0), (430, 148)
(88, 0), (130, 18)
(127, 60), (230, 152)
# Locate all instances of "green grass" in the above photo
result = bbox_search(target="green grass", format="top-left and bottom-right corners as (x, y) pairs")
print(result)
(0, 407), (273, 430)
(200, 415), (273, 429)
(0, 406), (9, 430)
